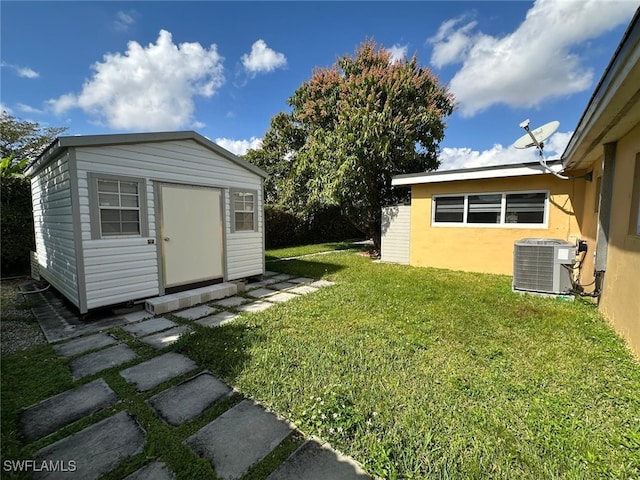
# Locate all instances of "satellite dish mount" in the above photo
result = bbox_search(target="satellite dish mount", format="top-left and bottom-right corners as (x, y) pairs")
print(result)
(514, 119), (569, 180)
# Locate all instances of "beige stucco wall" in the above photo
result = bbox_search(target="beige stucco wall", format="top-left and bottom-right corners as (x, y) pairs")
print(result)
(598, 121), (640, 357)
(409, 174), (585, 275)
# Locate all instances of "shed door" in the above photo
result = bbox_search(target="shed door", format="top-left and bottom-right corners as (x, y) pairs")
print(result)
(160, 184), (224, 288)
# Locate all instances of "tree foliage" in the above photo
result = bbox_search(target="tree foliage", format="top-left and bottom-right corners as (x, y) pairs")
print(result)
(250, 39), (455, 248)
(0, 111), (67, 165)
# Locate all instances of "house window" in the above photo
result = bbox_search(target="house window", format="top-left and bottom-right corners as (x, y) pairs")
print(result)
(468, 194), (502, 224)
(89, 174), (147, 239)
(505, 192), (546, 224)
(432, 191), (548, 227)
(232, 190), (256, 232)
(434, 196), (464, 222)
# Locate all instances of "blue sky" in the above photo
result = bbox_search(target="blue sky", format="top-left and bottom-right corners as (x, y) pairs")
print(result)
(1, 1), (637, 169)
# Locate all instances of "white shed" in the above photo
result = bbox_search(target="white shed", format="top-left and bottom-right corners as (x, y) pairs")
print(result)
(26, 131), (267, 314)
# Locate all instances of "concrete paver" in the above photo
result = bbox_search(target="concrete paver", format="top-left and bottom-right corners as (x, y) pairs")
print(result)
(236, 301), (274, 313)
(271, 274), (294, 281)
(309, 280), (336, 288)
(246, 288), (277, 299)
(120, 352), (197, 392)
(195, 311), (238, 328)
(246, 278), (279, 289)
(124, 461), (174, 480)
(148, 372), (232, 426)
(288, 285), (320, 295)
(174, 305), (218, 320)
(185, 399), (294, 480)
(20, 379), (118, 443)
(214, 296), (251, 307)
(289, 277), (315, 284)
(53, 333), (118, 358)
(121, 309), (154, 323)
(270, 282), (297, 291)
(70, 343), (138, 380)
(267, 439), (371, 480)
(263, 270), (278, 277)
(265, 292), (299, 303)
(138, 325), (192, 349)
(123, 317), (177, 337)
(33, 411), (145, 480)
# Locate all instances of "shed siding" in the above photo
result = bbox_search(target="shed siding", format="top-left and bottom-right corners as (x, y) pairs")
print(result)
(31, 153), (80, 307)
(224, 189), (264, 280)
(381, 206), (411, 264)
(74, 139), (263, 307)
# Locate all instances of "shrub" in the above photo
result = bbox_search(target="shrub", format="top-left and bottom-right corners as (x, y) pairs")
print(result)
(1, 176), (35, 276)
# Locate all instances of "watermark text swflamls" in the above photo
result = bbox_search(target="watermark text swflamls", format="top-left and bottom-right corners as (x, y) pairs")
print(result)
(3, 459), (77, 473)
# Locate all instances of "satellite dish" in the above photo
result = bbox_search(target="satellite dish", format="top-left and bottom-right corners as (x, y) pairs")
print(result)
(513, 120), (560, 149)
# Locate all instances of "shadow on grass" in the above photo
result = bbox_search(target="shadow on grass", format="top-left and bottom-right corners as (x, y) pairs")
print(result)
(265, 258), (346, 279)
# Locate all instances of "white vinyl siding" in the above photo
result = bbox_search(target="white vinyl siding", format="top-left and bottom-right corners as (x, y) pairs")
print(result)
(31, 153), (80, 307)
(432, 190), (549, 228)
(381, 206), (411, 264)
(74, 139), (264, 305)
(225, 188), (264, 279)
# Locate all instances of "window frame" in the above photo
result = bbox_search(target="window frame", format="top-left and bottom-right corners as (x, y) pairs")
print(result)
(230, 188), (258, 233)
(88, 173), (148, 239)
(431, 190), (549, 228)
(629, 153), (640, 237)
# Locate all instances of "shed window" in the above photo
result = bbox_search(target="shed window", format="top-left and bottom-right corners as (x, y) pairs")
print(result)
(432, 190), (548, 227)
(97, 179), (140, 236)
(89, 174), (147, 239)
(233, 191), (256, 231)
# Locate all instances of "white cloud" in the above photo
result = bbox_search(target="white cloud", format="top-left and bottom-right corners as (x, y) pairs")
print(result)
(17, 103), (45, 114)
(215, 136), (263, 156)
(1, 62), (40, 79)
(114, 10), (136, 31)
(1, 103), (13, 115)
(47, 30), (224, 131)
(241, 40), (287, 75)
(388, 44), (408, 63)
(439, 130), (572, 170)
(431, 0), (637, 117)
(429, 17), (477, 68)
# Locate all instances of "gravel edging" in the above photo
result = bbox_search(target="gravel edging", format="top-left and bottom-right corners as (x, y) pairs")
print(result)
(1, 280), (47, 355)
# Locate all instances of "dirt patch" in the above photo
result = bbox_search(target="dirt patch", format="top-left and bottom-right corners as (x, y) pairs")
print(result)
(1, 279), (46, 355)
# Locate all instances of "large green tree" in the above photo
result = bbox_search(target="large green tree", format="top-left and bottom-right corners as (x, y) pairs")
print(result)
(253, 39), (455, 249)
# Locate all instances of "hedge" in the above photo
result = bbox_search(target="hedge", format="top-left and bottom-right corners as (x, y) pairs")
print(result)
(1, 176), (35, 276)
(265, 204), (363, 249)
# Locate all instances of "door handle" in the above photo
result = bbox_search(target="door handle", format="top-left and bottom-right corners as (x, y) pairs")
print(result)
(164, 237), (170, 241)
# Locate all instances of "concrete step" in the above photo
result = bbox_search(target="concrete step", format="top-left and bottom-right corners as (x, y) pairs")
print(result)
(145, 283), (238, 315)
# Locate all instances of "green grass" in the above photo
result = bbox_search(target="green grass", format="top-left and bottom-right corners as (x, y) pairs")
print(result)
(2, 251), (639, 479)
(264, 241), (363, 262)
(176, 251), (640, 480)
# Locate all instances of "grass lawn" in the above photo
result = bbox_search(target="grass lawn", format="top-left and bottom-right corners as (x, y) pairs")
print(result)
(177, 251), (640, 479)
(264, 241), (364, 262)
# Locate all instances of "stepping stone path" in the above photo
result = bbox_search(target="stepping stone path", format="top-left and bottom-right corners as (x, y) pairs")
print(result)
(20, 378), (118, 443)
(138, 325), (192, 349)
(19, 273), (371, 479)
(33, 411), (145, 480)
(53, 332), (118, 357)
(148, 372), (231, 425)
(186, 399), (294, 480)
(120, 352), (197, 392)
(70, 343), (137, 380)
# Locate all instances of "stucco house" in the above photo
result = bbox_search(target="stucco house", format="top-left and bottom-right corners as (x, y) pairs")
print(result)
(383, 9), (639, 357)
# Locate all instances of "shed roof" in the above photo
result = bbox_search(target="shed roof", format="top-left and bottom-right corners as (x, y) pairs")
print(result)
(26, 130), (268, 178)
(391, 159), (564, 186)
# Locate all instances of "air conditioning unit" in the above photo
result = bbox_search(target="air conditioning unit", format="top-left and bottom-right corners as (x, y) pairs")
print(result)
(513, 238), (576, 295)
